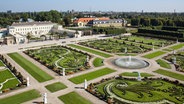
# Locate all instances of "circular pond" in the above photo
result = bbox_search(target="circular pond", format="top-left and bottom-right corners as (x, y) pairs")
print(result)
(114, 56), (149, 69)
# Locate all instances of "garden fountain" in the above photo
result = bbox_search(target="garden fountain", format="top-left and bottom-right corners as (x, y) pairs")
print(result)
(114, 56), (149, 69)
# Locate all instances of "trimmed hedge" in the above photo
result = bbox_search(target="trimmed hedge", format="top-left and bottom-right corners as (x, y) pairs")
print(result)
(133, 33), (184, 42)
(92, 27), (126, 35)
(105, 28), (126, 35)
(162, 26), (184, 31)
(138, 28), (184, 38)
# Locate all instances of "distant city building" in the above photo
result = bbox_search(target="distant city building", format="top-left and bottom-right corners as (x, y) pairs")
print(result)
(7, 10), (12, 14)
(73, 17), (109, 27)
(88, 19), (127, 27)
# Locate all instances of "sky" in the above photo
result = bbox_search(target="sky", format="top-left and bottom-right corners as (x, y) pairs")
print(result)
(0, 0), (184, 12)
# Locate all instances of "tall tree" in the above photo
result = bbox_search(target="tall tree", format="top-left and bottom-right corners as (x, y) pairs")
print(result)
(26, 32), (32, 43)
(22, 13), (28, 22)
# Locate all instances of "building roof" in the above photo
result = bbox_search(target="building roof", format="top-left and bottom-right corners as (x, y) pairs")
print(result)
(11, 21), (55, 27)
(74, 17), (109, 23)
(92, 19), (122, 23)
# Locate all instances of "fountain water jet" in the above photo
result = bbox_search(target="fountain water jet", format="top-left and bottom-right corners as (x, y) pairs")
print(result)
(114, 56), (149, 69)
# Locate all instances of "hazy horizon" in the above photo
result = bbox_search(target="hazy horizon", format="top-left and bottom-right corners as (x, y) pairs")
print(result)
(0, 0), (184, 13)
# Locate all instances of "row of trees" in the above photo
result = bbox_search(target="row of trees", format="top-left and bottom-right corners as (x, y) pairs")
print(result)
(138, 28), (184, 38)
(0, 10), (73, 28)
(131, 18), (184, 27)
(1, 11), (184, 28)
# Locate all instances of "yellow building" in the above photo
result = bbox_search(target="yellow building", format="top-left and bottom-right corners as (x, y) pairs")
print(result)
(73, 17), (109, 27)
(88, 19), (127, 27)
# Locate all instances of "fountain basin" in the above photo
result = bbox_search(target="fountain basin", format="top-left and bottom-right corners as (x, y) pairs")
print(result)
(114, 57), (149, 69)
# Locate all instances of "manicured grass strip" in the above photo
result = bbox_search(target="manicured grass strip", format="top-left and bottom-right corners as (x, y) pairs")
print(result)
(169, 43), (184, 50)
(58, 91), (92, 104)
(143, 51), (166, 59)
(156, 59), (171, 69)
(69, 68), (116, 84)
(93, 57), (104, 67)
(68, 44), (112, 58)
(162, 48), (173, 52)
(8, 53), (53, 82)
(0, 61), (4, 66)
(120, 72), (154, 77)
(0, 69), (20, 90)
(154, 69), (184, 81)
(0, 89), (41, 104)
(45, 82), (67, 93)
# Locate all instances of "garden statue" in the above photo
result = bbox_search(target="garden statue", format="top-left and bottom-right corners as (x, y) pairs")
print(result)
(152, 45), (154, 51)
(62, 68), (65, 76)
(87, 56), (89, 62)
(43, 93), (47, 104)
(173, 50), (176, 54)
(27, 77), (30, 87)
(124, 47), (127, 53)
(137, 72), (142, 81)
(162, 43), (164, 48)
(172, 57), (176, 64)
(84, 79), (87, 89)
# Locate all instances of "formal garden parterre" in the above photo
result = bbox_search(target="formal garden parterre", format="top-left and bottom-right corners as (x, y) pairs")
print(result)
(0, 55), (26, 94)
(24, 46), (91, 75)
(86, 76), (184, 104)
(164, 50), (184, 72)
(78, 36), (174, 55)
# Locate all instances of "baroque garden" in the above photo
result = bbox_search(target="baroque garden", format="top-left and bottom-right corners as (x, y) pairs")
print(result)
(0, 34), (184, 104)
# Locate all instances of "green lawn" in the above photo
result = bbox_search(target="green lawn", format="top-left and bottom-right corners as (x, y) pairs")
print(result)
(0, 69), (20, 90)
(93, 57), (104, 67)
(143, 51), (166, 59)
(45, 82), (67, 93)
(169, 43), (184, 50)
(154, 69), (184, 81)
(68, 44), (112, 58)
(95, 79), (184, 103)
(156, 59), (171, 69)
(8, 53), (53, 82)
(58, 91), (92, 104)
(69, 68), (116, 84)
(120, 72), (154, 77)
(0, 61), (4, 66)
(0, 89), (41, 104)
(162, 48), (173, 52)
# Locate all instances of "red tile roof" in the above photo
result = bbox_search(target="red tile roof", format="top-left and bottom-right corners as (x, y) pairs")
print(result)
(74, 17), (109, 23)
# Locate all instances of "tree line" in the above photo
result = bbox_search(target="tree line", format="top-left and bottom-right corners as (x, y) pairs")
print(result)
(131, 17), (184, 27)
(1, 10), (184, 28)
(0, 10), (73, 28)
